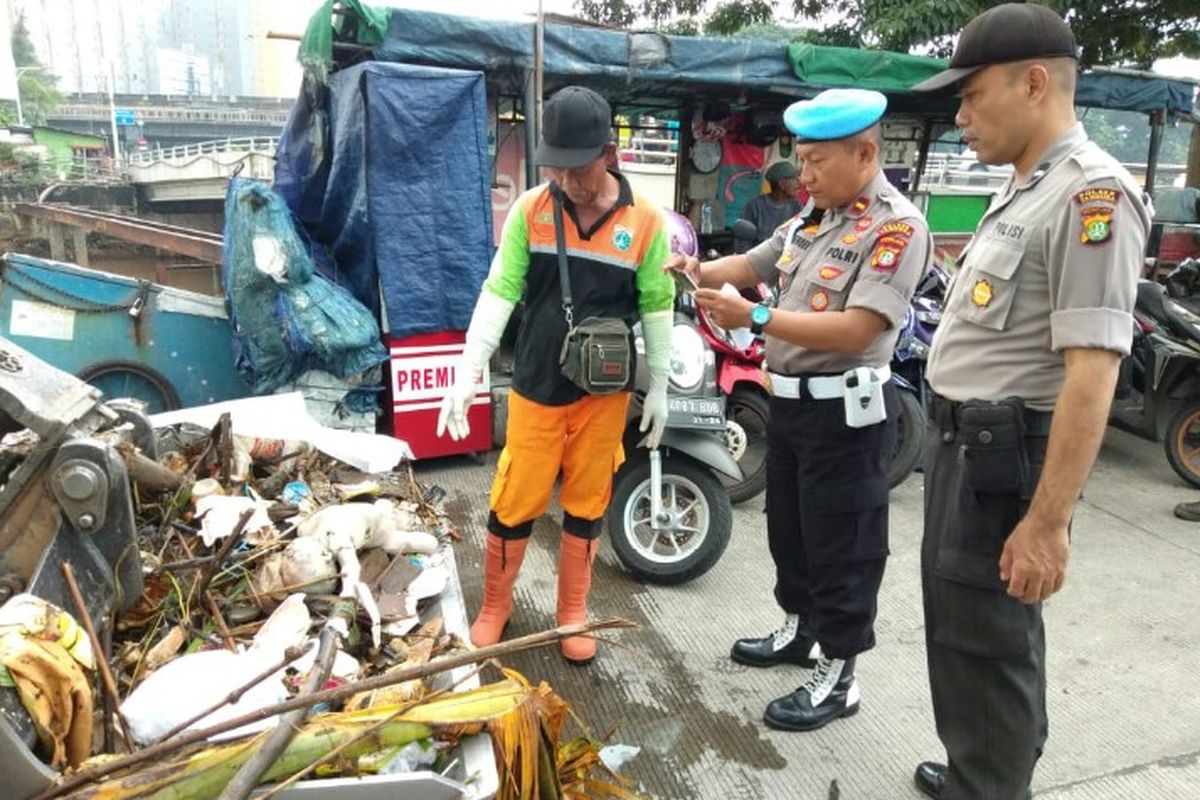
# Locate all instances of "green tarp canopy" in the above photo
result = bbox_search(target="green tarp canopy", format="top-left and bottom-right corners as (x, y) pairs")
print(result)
(789, 43), (946, 93)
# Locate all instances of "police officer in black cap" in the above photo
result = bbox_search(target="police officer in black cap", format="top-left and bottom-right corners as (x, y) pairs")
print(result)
(910, 4), (1150, 797)
(668, 88), (929, 731)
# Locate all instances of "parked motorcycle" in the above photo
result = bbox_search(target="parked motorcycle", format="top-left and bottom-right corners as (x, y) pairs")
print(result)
(672, 213), (770, 504)
(607, 310), (741, 585)
(606, 209), (741, 584)
(887, 259), (948, 488)
(1111, 258), (1200, 487)
(700, 303), (770, 504)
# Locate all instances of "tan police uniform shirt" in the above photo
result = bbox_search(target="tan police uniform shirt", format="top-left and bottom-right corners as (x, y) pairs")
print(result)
(927, 124), (1151, 411)
(746, 170), (931, 374)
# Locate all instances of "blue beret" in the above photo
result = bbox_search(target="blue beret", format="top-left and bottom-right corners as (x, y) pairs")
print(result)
(783, 89), (888, 142)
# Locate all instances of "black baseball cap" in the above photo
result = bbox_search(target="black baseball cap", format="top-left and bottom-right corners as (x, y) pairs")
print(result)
(912, 3), (1077, 94)
(535, 86), (612, 168)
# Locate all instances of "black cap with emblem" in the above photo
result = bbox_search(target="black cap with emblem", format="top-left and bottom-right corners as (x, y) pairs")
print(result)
(912, 3), (1077, 94)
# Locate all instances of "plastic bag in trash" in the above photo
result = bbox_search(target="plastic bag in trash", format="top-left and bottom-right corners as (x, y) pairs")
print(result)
(121, 594), (317, 745)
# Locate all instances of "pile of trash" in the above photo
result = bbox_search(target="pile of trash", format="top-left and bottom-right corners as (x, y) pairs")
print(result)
(0, 391), (638, 800)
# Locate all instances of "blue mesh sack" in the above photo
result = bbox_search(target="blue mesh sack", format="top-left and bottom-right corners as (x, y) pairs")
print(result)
(222, 177), (387, 394)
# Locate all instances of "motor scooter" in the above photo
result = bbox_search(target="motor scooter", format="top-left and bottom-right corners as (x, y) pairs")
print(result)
(1111, 258), (1200, 487)
(607, 313), (742, 585)
(887, 259), (948, 487)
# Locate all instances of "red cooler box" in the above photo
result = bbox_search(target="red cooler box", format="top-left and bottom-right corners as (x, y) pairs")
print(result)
(389, 332), (492, 458)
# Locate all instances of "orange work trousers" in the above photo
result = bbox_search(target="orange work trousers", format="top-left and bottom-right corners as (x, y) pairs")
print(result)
(487, 389), (629, 540)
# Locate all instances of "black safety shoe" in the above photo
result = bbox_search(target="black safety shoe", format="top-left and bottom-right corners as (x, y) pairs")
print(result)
(1174, 500), (1200, 521)
(730, 613), (821, 668)
(763, 656), (859, 732)
(914, 761), (946, 798)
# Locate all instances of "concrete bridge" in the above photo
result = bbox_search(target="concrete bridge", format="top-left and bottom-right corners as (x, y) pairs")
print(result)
(43, 93), (291, 151)
(126, 137), (277, 203)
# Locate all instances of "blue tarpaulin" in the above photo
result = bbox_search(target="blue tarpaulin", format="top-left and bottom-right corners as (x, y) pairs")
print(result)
(365, 7), (1195, 117)
(372, 7), (811, 109)
(274, 61), (494, 338)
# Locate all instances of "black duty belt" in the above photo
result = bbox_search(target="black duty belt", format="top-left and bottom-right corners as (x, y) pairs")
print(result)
(932, 394), (1054, 439)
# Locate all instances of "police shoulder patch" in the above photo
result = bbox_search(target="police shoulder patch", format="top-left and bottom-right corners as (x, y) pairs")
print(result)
(878, 221), (915, 238)
(1073, 187), (1120, 207)
(867, 216), (917, 272)
(1074, 186), (1119, 246)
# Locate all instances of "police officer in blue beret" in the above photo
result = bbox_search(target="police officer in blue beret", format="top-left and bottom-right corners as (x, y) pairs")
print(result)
(668, 88), (931, 731)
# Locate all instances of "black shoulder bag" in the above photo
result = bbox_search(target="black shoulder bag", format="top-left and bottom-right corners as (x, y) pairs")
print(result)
(553, 187), (633, 395)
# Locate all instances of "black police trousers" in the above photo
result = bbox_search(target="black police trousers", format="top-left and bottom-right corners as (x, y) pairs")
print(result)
(764, 384), (896, 659)
(922, 396), (1052, 800)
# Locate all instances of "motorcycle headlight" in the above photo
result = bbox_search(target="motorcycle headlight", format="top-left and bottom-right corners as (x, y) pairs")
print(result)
(669, 324), (707, 391)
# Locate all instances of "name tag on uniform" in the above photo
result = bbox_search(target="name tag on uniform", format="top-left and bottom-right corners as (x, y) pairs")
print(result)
(823, 245), (861, 266)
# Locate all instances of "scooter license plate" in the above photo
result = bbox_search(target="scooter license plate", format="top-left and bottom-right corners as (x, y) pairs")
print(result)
(666, 396), (726, 430)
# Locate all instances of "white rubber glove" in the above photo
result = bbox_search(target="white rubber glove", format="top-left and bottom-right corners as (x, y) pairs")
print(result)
(638, 310), (673, 449)
(436, 288), (515, 441)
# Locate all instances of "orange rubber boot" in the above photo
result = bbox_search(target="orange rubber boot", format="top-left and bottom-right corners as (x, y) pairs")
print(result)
(556, 532), (598, 664)
(470, 534), (529, 647)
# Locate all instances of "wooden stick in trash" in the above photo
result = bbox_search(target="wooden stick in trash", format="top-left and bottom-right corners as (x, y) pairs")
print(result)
(60, 563), (135, 753)
(34, 617), (637, 800)
(193, 508), (256, 606)
(205, 592), (237, 650)
(148, 645), (309, 746)
(218, 625), (341, 800)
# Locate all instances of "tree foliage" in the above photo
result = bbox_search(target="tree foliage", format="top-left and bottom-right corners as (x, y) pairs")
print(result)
(574, 0), (704, 30)
(788, 0), (1200, 68)
(10, 12), (62, 124)
(573, 0), (1200, 69)
(705, 1), (775, 36)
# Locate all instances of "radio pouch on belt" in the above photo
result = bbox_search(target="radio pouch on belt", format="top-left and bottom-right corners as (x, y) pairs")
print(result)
(553, 185), (632, 396)
(842, 366), (887, 428)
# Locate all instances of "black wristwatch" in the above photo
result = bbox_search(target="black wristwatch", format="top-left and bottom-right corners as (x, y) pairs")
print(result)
(749, 303), (772, 336)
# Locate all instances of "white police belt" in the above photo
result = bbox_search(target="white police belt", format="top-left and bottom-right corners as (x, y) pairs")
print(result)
(767, 364), (891, 401)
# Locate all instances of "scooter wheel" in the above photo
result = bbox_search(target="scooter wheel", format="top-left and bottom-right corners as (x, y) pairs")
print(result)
(721, 387), (770, 504)
(1165, 399), (1200, 488)
(606, 455), (732, 585)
